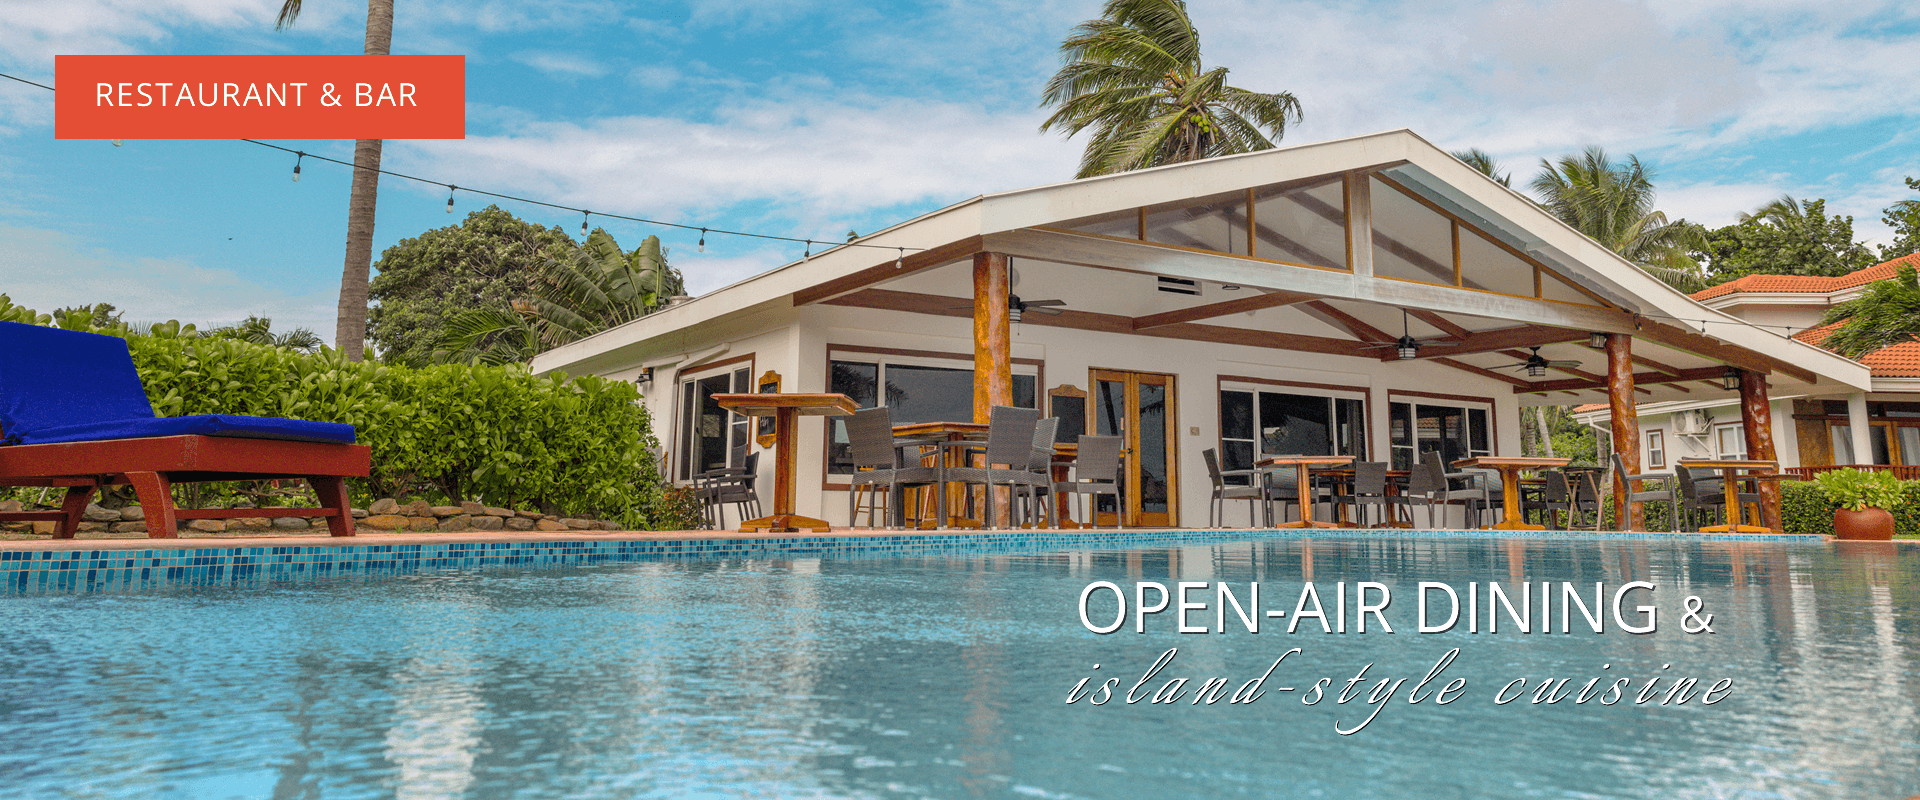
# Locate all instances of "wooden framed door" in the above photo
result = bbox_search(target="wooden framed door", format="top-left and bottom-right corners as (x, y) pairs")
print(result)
(1090, 369), (1178, 527)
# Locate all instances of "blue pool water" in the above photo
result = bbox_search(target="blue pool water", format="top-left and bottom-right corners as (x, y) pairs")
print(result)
(1, 535), (1916, 798)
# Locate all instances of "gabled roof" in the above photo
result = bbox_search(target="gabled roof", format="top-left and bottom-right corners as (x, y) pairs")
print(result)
(1793, 321), (1920, 378)
(1690, 253), (1920, 301)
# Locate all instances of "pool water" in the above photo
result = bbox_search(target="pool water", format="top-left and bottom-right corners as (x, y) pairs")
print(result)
(1, 536), (1916, 799)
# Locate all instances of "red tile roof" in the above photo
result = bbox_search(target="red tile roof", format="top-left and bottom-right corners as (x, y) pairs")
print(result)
(1794, 320), (1920, 377)
(1689, 253), (1920, 300)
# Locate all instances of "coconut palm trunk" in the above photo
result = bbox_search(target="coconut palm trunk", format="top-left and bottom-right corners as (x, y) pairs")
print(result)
(279, 0), (392, 361)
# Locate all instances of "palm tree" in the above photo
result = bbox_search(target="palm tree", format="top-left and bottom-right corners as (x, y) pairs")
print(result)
(1451, 148), (1511, 187)
(1040, 0), (1301, 178)
(1818, 265), (1920, 358)
(277, 0), (394, 362)
(436, 231), (686, 364)
(1530, 147), (1708, 291)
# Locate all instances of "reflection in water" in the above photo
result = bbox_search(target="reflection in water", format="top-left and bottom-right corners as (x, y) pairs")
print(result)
(0, 537), (1915, 799)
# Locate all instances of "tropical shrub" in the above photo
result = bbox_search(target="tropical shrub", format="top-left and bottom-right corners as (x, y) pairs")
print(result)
(1812, 468), (1905, 512)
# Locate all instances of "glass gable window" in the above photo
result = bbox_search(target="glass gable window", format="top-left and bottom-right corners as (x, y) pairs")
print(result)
(1389, 400), (1491, 471)
(1371, 177), (1456, 285)
(1458, 227), (1535, 295)
(1059, 208), (1140, 239)
(675, 364), (752, 482)
(1253, 177), (1346, 268)
(1218, 386), (1365, 482)
(1143, 189), (1249, 255)
(827, 355), (1037, 475)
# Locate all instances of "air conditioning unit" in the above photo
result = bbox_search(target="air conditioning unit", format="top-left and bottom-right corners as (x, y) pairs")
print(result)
(1673, 409), (1711, 436)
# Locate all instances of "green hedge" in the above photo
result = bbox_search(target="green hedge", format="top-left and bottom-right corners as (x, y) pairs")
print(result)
(1593, 479), (1920, 536)
(111, 334), (690, 528)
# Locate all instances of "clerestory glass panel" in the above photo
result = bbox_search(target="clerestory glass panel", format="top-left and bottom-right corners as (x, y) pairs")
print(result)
(1143, 189), (1248, 255)
(1371, 177), (1455, 285)
(1058, 208), (1139, 239)
(1252, 177), (1347, 269)
(1458, 227), (1535, 296)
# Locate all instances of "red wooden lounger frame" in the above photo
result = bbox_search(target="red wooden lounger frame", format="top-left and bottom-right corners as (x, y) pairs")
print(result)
(0, 434), (371, 538)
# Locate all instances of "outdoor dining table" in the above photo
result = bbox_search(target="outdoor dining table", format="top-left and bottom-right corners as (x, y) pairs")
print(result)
(1312, 467), (1414, 528)
(714, 392), (856, 533)
(1451, 456), (1570, 531)
(1256, 454), (1355, 528)
(890, 421), (988, 529)
(1678, 458), (1785, 533)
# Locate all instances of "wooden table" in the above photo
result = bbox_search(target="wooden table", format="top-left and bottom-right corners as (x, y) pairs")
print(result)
(715, 392), (856, 532)
(891, 421), (989, 528)
(1678, 459), (1782, 533)
(1312, 467), (1414, 528)
(1257, 455), (1354, 528)
(1452, 456), (1570, 531)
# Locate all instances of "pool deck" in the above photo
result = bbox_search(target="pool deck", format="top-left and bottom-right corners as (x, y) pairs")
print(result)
(0, 525), (1867, 553)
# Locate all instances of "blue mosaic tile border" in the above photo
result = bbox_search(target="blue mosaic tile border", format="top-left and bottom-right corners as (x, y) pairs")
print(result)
(0, 527), (1825, 595)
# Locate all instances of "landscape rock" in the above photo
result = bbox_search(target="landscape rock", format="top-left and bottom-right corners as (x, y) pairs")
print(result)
(31, 521), (56, 536)
(236, 517), (271, 530)
(563, 518), (590, 530)
(429, 506), (463, 518)
(505, 516), (535, 531)
(77, 522), (107, 532)
(437, 515), (472, 532)
(84, 504), (121, 523)
(535, 519), (568, 531)
(368, 498), (400, 515)
(517, 509), (543, 519)
(362, 514), (410, 531)
(402, 500), (434, 518)
(471, 515), (505, 531)
(481, 506), (514, 519)
(119, 506), (145, 521)
(351, 508), (367, 518)
(111, 521), (148, 533)
(460, 501), (486, 515)
(272, 517), (311, 531)
(0, 500), (22, 513)
(187, 519), (226, 533)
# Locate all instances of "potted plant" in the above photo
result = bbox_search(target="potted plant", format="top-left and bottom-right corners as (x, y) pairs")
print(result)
(1812, 468), (1902, 540)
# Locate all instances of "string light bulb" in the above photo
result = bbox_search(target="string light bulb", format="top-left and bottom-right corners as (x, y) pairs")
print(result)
(291, 152), (304, 182)
(896, 247), (904, 269)
(803, 240), (811, 261)
(111, 139), (123, 147)
(698, 228), (706, 253)
(581, 211), (590, 238)
(445, 185), (456, 213)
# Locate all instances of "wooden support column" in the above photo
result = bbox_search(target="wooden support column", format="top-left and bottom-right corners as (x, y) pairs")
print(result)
(972, 252), (1012, 423)
(1606, 333), (1643, 531)
(1739, 370), (1783, 532)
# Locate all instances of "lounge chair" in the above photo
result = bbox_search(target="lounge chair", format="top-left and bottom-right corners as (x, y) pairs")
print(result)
(0, 321), (370, 538)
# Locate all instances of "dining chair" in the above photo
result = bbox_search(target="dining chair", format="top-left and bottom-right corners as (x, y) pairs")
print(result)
(1016, 417), (1061, 528)
(696, 448), (760, 529)
(1422, 452), (1491, 528)
(1522, 471), (1573, 530)
(1676, 461), (1761, 531)
(941, 405), (1041, 529)
(845, 407), (940, 529)
(1337, 461), (1392, 528)
(1203, 448), (1267, 527)
(1055, 435), (1123, 528)
(1610, 452), (1679, 531)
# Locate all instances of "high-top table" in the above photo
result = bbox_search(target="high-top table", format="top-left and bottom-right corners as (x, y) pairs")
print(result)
(1678, 459), (1783, 533)
(1451, 456), (1570, 531)
(891, 421), (989, 528)
(714, 392), (856, 532)
(1257, 455), (1355, 528)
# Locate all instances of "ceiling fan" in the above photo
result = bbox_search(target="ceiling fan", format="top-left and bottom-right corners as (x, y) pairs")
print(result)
(944, 294), (1067, 322)
(1497, 346), (1582, 378)
(1358, 309), (1460, 360)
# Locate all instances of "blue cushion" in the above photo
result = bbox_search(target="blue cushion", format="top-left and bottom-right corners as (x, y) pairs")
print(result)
(0, 321), (157, 440)
(0, 321), (357, 447)
(18, 414), (358, 446)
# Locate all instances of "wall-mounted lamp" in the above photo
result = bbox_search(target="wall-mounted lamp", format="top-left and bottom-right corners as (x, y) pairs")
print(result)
(1588, 332), (1609, 349)
(637, 367), (654, 388)
(1719, 366), (1741, 391)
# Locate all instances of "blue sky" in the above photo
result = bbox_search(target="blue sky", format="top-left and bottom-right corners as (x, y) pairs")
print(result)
(2, 0), (1917, 338)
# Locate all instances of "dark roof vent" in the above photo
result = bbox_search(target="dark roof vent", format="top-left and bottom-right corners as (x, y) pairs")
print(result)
(1156, 277), (1201, 296)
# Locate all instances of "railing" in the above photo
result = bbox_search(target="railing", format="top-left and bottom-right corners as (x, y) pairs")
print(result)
(1782, 464), (1920, 481)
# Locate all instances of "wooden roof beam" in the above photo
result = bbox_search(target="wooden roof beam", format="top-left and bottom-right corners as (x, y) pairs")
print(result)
(1515, 366), (1728, 394)
(1131, 289), (1317, 330)
(1406, 309), (1473, 340)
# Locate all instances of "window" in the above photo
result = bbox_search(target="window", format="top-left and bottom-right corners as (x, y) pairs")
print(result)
(1714, 425), (1746, 461)
(1389, 399), (1491, 471)
(1219, 384), (1366, 482)
(1646, 429), (1665, 468)
(825, 352), (1038, 475)
(674, 361), (752, 482)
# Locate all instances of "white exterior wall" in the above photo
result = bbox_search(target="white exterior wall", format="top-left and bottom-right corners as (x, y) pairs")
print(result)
(1621, 398), (1804, 472)
(631, 303), (1523, 528)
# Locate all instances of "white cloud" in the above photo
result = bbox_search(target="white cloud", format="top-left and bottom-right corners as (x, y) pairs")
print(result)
(513, 52), (607, 78)
(0, 221), (336, 332)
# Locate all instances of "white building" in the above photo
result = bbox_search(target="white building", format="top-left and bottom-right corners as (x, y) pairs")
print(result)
(532, 130), (1870, 528)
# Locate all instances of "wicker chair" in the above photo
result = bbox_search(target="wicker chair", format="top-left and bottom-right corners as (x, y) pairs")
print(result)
(940, 406), (1041, 529)
(1202, 448), (1268, 527)
(1337, 461), (1393, 528)
(1055, 435), (1123, 528)
(1610, 452), (1678, 531)
(845, 407), (940, 529)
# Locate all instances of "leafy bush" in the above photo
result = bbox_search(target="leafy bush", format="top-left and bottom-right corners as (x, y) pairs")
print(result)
(1592, 478), (1920, 535)
(1811, 468), (1905, 511)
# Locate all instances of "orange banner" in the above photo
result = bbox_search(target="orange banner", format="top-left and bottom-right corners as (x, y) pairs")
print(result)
(56, 55), (465, 139)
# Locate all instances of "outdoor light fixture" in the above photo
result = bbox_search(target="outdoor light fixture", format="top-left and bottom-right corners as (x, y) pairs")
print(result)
(1527, 362), (1548, 378)
(637, 367), (654, 388)
(1396, 342), (1419, 360)
(1720, 366), (1741, 391)
(1220, 284), (1242, 291)
(1588, 332), (1608, 349)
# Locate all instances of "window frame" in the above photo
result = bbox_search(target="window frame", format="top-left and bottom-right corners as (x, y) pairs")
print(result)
(1387, 391), (1496, 471)
(1713, 423), (1747, 461)
(1646, 429), (1666, 469)
(1217, 377), (1370, 482)
(820, 346), (1043, 487)
(669, 354), (755, 484)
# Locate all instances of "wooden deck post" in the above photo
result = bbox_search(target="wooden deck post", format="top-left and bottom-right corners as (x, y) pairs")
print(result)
(972, 252), (1012, 422)
(1606, 333), (1643, 531)
(1739, 370), (1783, 532)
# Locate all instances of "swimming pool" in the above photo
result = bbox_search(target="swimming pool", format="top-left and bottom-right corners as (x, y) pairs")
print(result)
(1, 533), (1914, 798)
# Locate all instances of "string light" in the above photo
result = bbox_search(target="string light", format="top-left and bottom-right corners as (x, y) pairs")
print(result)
(445, 185), (456, 213)
(291, 151), (303, 183)
(896, 247), (904, 269)
(111, 139), (122, 147)
(698, 228), (706, 253)
(581, 211), (590, 238)
(803, 240), (811, 261)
